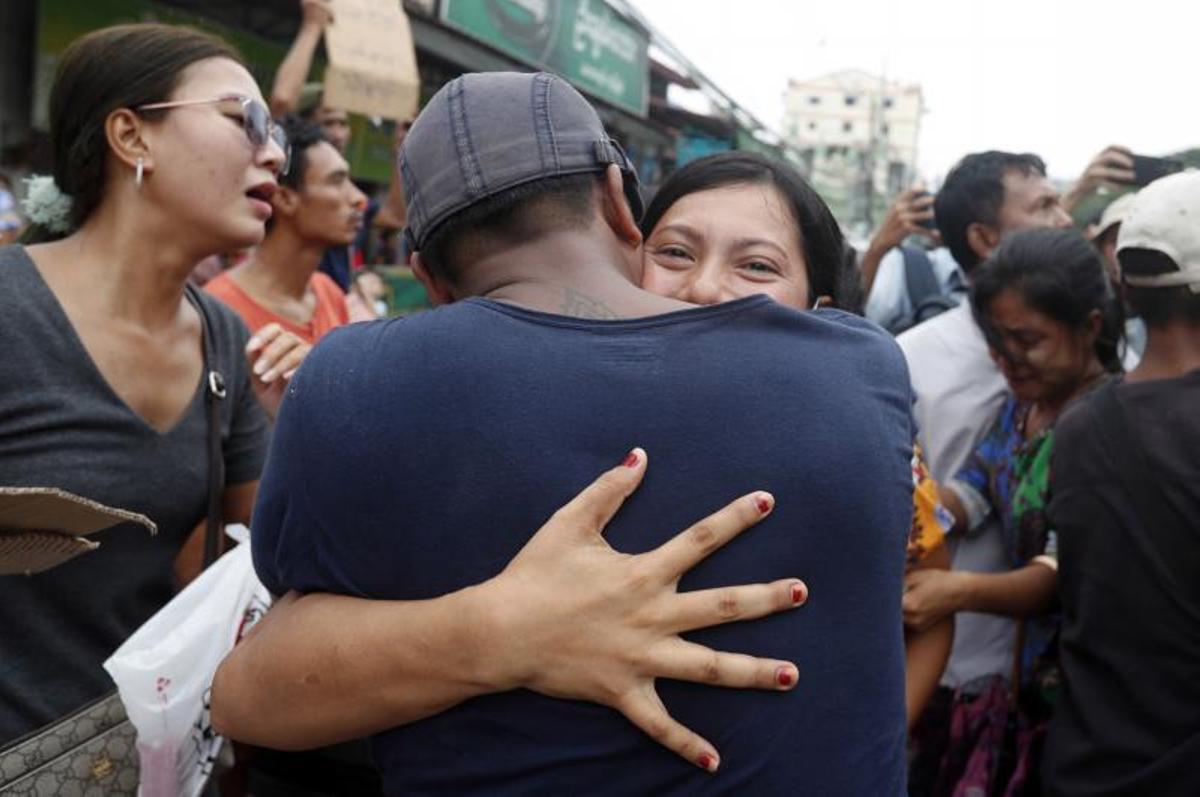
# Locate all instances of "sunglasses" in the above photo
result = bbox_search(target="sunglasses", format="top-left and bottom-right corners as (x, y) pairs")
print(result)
(136, 94), (291, 176)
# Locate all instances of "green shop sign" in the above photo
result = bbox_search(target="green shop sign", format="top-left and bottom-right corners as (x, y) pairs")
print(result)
(441, 0), (649, 117)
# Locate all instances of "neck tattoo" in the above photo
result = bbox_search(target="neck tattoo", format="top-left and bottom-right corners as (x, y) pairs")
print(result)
(561, 288), (618, 320)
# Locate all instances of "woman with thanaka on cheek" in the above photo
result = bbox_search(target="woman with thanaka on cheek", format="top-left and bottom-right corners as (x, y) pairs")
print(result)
(639, 152), (956, 728)
(901, 228), (1122, 780)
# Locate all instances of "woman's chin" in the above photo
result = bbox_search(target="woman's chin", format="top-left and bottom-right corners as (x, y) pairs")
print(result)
(221, 221), (267, 252)
(1004, 376), (1042, 403)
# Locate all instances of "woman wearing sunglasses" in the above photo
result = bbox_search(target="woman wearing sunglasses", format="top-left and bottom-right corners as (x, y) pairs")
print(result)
(0, 22), (299, 758)
(0, 23), (803, 789)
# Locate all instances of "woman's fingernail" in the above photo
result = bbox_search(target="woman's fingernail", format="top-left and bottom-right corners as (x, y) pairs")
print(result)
(755, 493), (773, 514)
(776, 666), (796, 688)
(791, 582), (807, 605)
(697, 752), (718, 772)
(622, 450), (639, 468)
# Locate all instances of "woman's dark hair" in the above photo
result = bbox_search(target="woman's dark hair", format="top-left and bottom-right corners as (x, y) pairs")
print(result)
(276, 114), (328, 191)
(641, 152), (850, 308)
(28, 23), (241, 241)
(970, 227), (1124, 373)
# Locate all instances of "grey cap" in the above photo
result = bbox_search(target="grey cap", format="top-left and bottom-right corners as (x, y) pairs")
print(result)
(399, 72), (643, 251)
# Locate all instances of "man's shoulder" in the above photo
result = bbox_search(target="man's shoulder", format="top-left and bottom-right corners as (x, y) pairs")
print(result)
(201, 271), (248, 312)
(201, 269), (235, 293)
(1056, 386), (1104, 441)
(1050, 384), (1126, 487)
(310, 270), (344, 295)
(310, 271), (350, 314)
(897, 300), (967, 344)
(897, 302), (986, 369)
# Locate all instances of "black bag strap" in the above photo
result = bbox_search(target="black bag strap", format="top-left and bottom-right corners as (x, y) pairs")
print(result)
(184, 284), (226, 569)
(1089, 382), (1200, 625)
(901, 246), (941, 310)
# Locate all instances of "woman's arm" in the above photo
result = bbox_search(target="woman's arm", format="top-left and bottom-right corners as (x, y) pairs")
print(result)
(173, 482), (259, 586)
(903, 560), (1057, 632)
(936, 483), (969, 535)
(904, 544), (953, 728)
(211, 451), (807, 772)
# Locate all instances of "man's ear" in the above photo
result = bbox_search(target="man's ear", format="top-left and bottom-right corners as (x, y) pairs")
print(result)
(411, 252), (456, 306)
(599, 164), (642, 250)
(105, 108), (152, 181)
(966, 222), (1002, 263)
(1084, 307), (1103, 344)
(272, 186), (302, 219)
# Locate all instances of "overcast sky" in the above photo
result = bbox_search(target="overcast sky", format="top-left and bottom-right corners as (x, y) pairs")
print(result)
(633, 0), (1197, 184)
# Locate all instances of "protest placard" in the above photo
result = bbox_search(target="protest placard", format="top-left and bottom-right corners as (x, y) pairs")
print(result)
(324, 0), (420, 121)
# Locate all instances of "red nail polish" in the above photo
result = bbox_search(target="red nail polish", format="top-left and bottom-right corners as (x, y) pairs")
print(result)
(755, 495), (772, 514)
(697, 752), (716, 771)
(622, 451), (639, 468)
(791, 583), (806, 604)
(776, 666), (795, 687)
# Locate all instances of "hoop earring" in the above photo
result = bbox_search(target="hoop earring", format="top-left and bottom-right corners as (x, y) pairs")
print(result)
(135, 157), (144, 188)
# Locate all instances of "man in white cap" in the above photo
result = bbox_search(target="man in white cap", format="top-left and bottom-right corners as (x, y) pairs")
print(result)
(1042, 169), (1200, 796)
(1090, 191), (1147, 369)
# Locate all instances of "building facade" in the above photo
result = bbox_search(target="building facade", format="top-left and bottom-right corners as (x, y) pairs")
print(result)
(782, 69), (923, 236)
(2, 0), (798, 211)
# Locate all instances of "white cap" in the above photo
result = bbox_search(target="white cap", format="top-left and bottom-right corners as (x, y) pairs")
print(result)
(1091, 191), (1137, 240)
(1117, 169), (1200, 292)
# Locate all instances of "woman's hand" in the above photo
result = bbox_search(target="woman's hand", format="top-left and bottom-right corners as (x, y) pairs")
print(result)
(246, 323), (311, 419)
(300, 0), (334, 29)
(483, 448), (808, 772)
(903, 567), (967, 633)
(213, 449), (806, 771)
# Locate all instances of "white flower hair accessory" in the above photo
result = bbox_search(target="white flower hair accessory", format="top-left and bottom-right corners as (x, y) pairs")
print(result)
(21, 175), (74, 234)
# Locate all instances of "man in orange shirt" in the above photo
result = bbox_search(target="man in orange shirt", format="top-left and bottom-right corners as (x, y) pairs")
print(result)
(207, 116), (365, 345)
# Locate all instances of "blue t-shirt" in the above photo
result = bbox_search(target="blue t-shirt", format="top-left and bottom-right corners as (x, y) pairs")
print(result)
(253, 295), (913, 796)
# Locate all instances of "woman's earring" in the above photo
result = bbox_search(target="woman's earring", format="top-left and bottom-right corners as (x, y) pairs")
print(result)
(135, 157), (144, 188)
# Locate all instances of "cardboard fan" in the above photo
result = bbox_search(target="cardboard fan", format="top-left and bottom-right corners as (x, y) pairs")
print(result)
(0, 486), (157, 575)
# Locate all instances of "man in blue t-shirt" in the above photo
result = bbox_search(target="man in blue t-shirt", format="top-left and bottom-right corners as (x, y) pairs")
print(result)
(247, 72), (912, 795)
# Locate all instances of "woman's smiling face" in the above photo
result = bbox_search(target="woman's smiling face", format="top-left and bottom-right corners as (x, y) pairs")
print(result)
(640, 182), (812, 309)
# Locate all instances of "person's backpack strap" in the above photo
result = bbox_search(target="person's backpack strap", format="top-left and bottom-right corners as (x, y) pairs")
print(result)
(184, 284), (227, 568)
(901, 246), (941, 311)
(1089, 382), (1200, 625)
(897, 245), (960, 330)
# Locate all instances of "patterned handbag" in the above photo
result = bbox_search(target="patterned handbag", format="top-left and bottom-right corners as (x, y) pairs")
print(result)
(0, 693), (139, 795)
(0, 285), (228, 795)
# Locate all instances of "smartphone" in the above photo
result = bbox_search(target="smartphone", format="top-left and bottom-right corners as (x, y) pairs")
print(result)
(913, 191), (937, 230)
(1129, 154), (1184, 187)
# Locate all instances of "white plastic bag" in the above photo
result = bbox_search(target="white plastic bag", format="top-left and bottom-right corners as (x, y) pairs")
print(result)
(103, 524), (272, 797)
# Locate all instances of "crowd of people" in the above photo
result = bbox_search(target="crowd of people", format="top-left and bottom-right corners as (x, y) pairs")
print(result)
(1, 13), (1197, 797)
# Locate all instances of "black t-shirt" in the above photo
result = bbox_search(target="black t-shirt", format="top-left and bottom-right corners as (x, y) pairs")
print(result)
(1043, 371), (1200, 796)
(0, 246), (268, 744)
